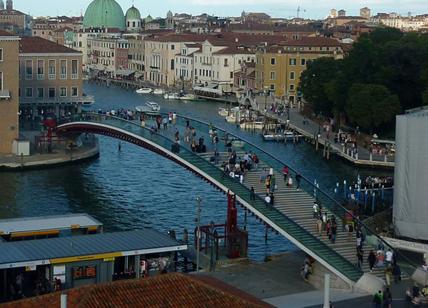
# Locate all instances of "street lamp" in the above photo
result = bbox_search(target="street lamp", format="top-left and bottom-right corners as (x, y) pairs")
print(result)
(195, 197), (202, 273)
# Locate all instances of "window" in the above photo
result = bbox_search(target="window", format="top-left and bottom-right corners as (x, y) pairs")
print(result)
(290, 72), (295, 80)
(60, 87), (67, 97)
(71, 60), (78, 79)
(270, 84), (275, 91)
(48, 87), (55, 98)
(270, 71), (276, 80)
(0, 72), (3, 91)
(25, 87), (33, 97)
(230, 72), (233, 79)
(60, 60), (67, 79)
(0, 49), (3, 61)
(37, 88), (44, 98)
(224, 59), (228, 67)
(301, 58), (306, 66)
(171, 44), (175, 50)
(290, 84), (295, 91)
(37, 60), (44, 79)
(170, 59), (174, 70)
(270, 58), (276, 65)
(25, 60), (33, 79)
(289, 58), (297, 65)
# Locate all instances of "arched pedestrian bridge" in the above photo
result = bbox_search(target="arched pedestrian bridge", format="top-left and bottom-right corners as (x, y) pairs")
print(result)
(57, 113), (416, 287)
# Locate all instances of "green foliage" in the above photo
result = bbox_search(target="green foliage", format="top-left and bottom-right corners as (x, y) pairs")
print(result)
(299, 27), (428, 133)
(346, 84), (401, 132)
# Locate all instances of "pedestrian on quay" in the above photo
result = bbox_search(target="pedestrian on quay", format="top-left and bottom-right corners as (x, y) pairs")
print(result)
(270, 193), (275, 206)
(368, 250), (376, 272)
(162, 117), (168, 130)
(313, 201), (319, 219)
(385, 265), (393, 287)
(296, 173), (302, 190)
(383, 288), (392, 308)
(316, 216), (323, 236)
(330, 220), (337, 244)
(393, 264), (401, 283)
(282, 165), (289, 181)
(356, 247), (364, 269)
(287, 175), (293, 187)
(264, 194), (271, 206)
(250, 187), (256, 201)
(270, 174), (276, 193)
(372, 290), (383, 308)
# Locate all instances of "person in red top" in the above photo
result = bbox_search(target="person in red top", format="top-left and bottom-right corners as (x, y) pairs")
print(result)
(282, 166), (289, 181)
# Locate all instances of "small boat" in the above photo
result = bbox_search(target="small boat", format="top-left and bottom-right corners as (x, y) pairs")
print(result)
(164, 93), (180, 100)
(262, 134), (285, 141)
(153, 89), (165, 95)
(136, 88), (153, 94)
(180, 94), (198, 101)
(240, 121), (265, 130)
(145, 101), (160, 112)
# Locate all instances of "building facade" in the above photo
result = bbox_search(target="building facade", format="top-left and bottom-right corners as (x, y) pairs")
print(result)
(19, 37), (90, 119)
(0, 30), (19, 154)
(255, 37), (344, 102)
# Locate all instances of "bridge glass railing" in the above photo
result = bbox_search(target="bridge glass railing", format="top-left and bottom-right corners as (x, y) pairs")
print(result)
(66, 112), (366, 282)
(67, 112), (417, 280)
(167, 113), (419, 278)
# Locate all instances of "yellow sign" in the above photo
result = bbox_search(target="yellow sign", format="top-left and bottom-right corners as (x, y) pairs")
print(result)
(50, 252), (122, 265)
(103, 257), (115, 262)
(11, 230), (59, 238)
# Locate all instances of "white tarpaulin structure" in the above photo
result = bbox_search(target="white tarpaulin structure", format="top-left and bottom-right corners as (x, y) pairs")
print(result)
(394, 107), (428, 240)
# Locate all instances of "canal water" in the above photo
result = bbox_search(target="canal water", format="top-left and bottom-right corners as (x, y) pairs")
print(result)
(0, 83), (392, 261)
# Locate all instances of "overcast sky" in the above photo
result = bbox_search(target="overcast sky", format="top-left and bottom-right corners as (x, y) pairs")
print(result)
(15, 0), (428, 19)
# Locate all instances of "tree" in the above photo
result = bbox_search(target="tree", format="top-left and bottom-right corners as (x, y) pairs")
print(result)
(299, 57), (338, 116)
(346, 84), (401, 132)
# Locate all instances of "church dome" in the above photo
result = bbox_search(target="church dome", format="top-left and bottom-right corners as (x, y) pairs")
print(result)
(126, 6), (141, 20)
(83, 0), (125, 31)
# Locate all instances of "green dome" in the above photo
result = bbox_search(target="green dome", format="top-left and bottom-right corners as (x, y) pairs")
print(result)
(144, 15), (153, 23)
(83, 0), (125, 31)
(126, 6), (141, 20)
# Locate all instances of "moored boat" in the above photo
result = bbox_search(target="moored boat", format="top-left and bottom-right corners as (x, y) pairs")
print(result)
(136, 88), (153, 94)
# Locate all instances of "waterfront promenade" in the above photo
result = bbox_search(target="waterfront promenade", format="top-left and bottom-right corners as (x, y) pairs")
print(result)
(0, 135), (99, 170)
(245, 95), (395, 168)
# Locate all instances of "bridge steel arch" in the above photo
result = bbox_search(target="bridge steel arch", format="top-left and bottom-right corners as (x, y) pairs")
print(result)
(58, 115), (417, 287)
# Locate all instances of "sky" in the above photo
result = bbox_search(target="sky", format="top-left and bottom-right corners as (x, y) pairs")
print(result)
(13, 0), (428, 19)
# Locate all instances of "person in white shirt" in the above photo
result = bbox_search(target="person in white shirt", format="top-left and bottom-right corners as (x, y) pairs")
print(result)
(386, 250), (393, 264)
(265, 194), (271, 205)
(313, 202), (319, 219)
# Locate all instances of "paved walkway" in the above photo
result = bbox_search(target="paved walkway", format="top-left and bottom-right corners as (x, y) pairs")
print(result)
(248, 95), (394, 168)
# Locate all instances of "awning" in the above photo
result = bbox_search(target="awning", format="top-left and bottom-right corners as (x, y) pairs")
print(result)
(116, 69), (136, 76)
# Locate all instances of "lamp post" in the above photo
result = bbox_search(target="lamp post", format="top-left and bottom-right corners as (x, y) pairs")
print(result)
(196, 197), (202, 273)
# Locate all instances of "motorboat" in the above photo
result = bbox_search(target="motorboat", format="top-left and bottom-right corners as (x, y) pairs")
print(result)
(136, 88), (153, 94)
(262, 134), (285, 141)
(240, 121), (265, 130)
(180, 94), (198, 101)
(164, 93), (180, 100)
(145, 101), (160, 112)
(153, 89), (165, 95)
(225, 107), (241, 123)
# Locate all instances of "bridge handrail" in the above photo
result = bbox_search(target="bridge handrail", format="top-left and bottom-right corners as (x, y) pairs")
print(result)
(69, 112), (418, 276)
(157, 112), (419, 275)
(63, 112), (367, 281)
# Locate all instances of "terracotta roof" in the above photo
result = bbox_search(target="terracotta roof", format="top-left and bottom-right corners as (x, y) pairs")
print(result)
(2, 273), (272, 308)
(0, 30), (16, 36)
(212, 46), (255, 55)
(19, 36), (81, 54)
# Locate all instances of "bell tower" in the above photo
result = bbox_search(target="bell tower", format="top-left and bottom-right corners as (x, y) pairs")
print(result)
(6, 0), (12, 11)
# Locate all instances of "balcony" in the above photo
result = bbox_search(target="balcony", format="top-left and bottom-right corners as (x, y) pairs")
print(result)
(0, 90), (10, 100)
(71, 73), (78, 80)
(48, 74), (56, 80)
(37, 74), (45, 80)
(25, 74), (33, 80)
(60, 74), (67, 80)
